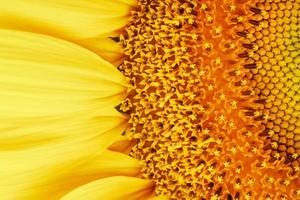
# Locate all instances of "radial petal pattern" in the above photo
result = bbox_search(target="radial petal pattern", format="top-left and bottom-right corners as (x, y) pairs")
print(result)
(2, 0), (299, 199)
(0, 29), (138, 199)
(0, 125), (130, 199)
(0, 29), (129, 147)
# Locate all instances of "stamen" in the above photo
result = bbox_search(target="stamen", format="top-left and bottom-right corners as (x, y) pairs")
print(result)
(242, 0), (300, 169)
(119, 0), (300, 199)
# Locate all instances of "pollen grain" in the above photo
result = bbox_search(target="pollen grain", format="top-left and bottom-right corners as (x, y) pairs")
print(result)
(119, 0), (300, 199)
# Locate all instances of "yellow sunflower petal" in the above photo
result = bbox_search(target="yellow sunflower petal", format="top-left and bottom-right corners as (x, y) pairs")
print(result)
(108, 139), (136, 154)
(75, 149), (143, 179)
(0, 123), (130, 199)
(0, 0), (136, 60)
(61, 176), (155, 200)
(0, 0), (136, 39)
(54, 150), (143, 198)
(0, 29), (127, 119)
(0, 109), (127, 150)
(80, 37), (124, 65)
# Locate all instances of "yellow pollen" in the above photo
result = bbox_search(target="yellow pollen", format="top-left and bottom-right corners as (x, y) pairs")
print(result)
(200, 3), (207, 11)
(119, 0), (300, 199)
(214, 26), (222, 35)
(267, 177), (275, 184)
(206, 15), (213, 23)
(229, 5), (236, 11)
(245, 0), (300, 170)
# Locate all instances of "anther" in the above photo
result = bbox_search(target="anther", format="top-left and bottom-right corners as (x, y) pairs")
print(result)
(263, 143), (272, 151)
(249, 7), (261, 14)
(244, 111), (255, 116)
(259, 129), (271, 137)
(254, 99), (267, 104)
(234, 81), (244, 86)
(243, 44), (254, 49)
(208, 182), (214, 189)
(227, 194), (233, 200)
(244, 63), (257, 69)
(216, 187), (222, 195)
(236, 31), (248, 38)
(238, 52), (249, 58)
(241, 90), (253, 96)
(229, 71), (237, 76)
(284, 155), (295, 164)
(254, 115), (265, 121)
(249, 19), (260, 26)
(235, 192), (240, 199)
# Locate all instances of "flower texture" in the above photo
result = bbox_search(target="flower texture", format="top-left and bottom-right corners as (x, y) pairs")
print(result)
(1, 0), (300, 200)
(0, 1), (159, 200)
(119, 0), (299, 199)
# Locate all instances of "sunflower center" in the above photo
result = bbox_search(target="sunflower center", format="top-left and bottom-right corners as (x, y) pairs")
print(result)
(119, 0), (300, 199)
(242, 0), (300, 167)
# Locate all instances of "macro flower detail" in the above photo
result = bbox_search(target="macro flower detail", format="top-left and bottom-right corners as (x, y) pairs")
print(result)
(0, 29), (152, 199)
(1, 0), (299, 200)
(0, 1), (160, 200)
(0, 0), (136, 64)
(241, 0), (300, 168)
(119, 0), (300, 199)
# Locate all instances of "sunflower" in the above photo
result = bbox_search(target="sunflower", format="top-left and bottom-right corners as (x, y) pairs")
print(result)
(0, 1), (159, 199)
(0, 0), (299, 200)
(118, 0), (299, 199)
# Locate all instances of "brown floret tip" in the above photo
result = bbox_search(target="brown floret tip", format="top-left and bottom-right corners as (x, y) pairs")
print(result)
(119, 0), (300, 199)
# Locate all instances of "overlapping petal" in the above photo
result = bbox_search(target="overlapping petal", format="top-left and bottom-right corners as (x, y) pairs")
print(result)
(61, 176), (155, 200)
(109, 139), (136, 154)
(0, 29), (143, 199)
(0, 0), (136, 62)
(0, 29), (129, 148)
(0, 129), (143, 199)
(0, 30), (126, 118)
